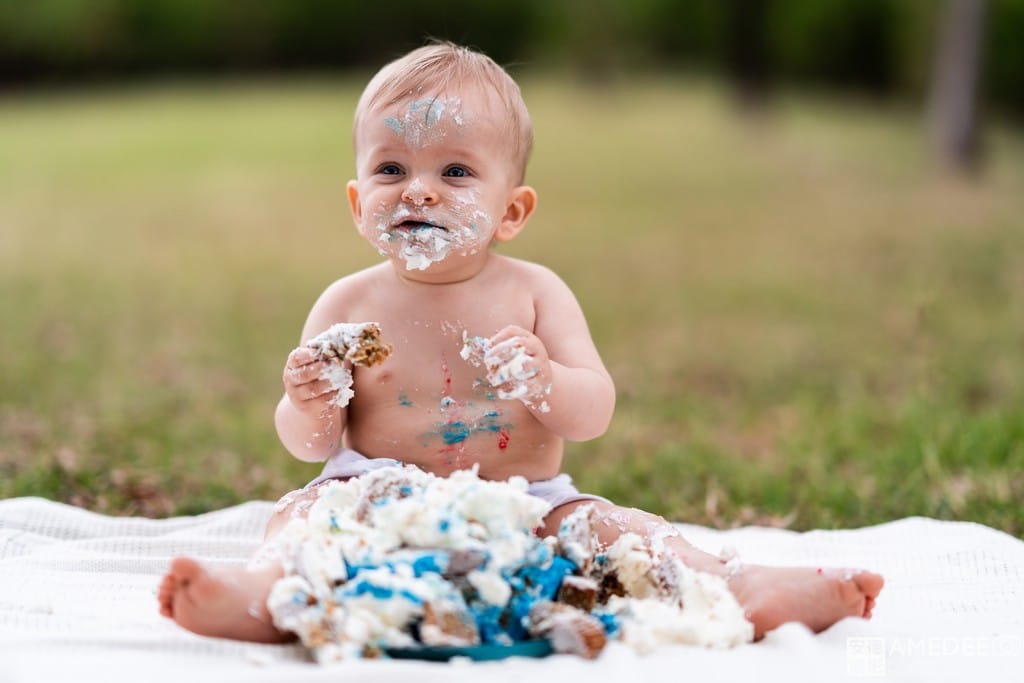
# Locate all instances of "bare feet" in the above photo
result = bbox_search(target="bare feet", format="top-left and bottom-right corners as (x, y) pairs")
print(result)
(158, 556), (291, 643)
(546, 500), (884, 643)
(728, 565), (884, 640)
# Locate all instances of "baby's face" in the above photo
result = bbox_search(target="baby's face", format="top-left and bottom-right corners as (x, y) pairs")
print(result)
(349, 87), (520, 274)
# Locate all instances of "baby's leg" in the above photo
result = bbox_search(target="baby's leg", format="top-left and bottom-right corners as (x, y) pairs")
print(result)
(541, 501), (884, 641)
(157, 487), (320, 643)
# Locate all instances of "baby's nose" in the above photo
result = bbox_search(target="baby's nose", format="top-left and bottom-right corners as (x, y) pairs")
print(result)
(401, 178), (438, 206)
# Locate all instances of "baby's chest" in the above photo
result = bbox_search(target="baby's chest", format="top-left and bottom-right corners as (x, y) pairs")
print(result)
(368, 285), (535, 346)
(352, 295), (535, 398)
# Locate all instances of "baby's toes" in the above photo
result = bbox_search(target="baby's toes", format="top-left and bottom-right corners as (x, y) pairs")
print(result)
(157, 573), (177, 616)
(854, 571), (884, 614)
(863, 595), (876, 618)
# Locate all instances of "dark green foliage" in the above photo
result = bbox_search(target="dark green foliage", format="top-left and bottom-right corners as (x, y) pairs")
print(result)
(0, 0), (1022, 116)
(987, 0), (1024, 113)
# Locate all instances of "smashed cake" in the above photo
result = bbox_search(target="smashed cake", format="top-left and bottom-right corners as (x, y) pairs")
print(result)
(265, 466), (753, 662)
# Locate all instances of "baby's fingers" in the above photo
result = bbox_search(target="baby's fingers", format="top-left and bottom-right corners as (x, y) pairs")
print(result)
(489, 325), (532, 347)
(485, 337), (530, 366)
(495, 381), (530, 401)
(294, 379), (336, 402)
(485, 356), (537, 386)
(287, 346), (320, 369)
(284, 361), (329, 387)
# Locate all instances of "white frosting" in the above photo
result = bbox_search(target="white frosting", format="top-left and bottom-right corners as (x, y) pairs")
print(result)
(266, 466), (551, 661)
(557, 504), (598, 573)
(384, 95), (463, 149)
(304, 322), (385, 408)
(305, 322), (381, 360)
(321, 366), (354, 407)
(606, 533), (660, 599)
(467, 569), (511, 606)
(370, 179), (494, 272)
(460, 333), (552, 411)
(560, 517), (754, 653)
(393, 225), (456, 271)
(267, 467), (753, 661)
(608, 590), (753, 652)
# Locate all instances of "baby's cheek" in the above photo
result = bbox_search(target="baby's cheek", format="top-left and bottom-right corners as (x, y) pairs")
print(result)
(448, 191), (494, 243)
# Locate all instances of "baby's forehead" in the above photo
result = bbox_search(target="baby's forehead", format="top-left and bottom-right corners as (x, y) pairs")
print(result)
(364, 85), (506, 134)
(356, 88), (514, 164)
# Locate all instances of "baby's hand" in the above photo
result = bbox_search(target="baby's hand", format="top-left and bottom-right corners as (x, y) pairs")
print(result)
(283, 347), (351, 418)
(461, 325), (553, 412)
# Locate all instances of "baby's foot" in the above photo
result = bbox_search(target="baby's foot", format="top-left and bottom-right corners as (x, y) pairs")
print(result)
(728, 565), (884, 640)
(157, 556), (291, 643)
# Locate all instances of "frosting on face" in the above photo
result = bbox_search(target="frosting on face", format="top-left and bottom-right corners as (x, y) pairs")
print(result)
(369, 189), (494, 271)
(383, 96), (467, 149)
(355, 93), (506, 272)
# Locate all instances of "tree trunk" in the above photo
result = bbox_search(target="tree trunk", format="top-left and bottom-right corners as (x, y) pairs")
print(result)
(728, 0), (770, 111)
(928, 0), (987, 173)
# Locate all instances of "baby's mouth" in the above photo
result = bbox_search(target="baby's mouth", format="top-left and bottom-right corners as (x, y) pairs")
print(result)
(394, 219), (447, 233)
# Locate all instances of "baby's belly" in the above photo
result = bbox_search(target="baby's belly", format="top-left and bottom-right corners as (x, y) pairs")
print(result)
(345, 397), (564, 482)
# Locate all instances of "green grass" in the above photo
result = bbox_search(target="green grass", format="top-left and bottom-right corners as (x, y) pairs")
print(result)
(1, 76), (1022, 534)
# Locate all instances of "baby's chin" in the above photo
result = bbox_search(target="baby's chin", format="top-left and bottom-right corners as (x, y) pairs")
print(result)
(374, 224), (491, 272)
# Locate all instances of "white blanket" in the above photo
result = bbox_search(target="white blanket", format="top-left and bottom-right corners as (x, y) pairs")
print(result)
(1, 497), (1021, 683)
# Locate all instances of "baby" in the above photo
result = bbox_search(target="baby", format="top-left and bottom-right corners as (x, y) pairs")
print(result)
(158, 42), (882, 645)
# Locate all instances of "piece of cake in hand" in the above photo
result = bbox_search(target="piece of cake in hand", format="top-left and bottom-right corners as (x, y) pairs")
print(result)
(306, 322), (392, 367)
(304, 322), (392, 407)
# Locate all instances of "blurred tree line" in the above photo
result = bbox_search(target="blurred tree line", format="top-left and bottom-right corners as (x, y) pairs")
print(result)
(0, 0), (1021, 118)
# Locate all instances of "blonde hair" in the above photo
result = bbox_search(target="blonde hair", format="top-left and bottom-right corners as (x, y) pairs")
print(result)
(353, 42), (533, 183)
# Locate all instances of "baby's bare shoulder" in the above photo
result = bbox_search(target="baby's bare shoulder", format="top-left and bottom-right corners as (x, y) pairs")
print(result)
(301, 264), (392, 341)
(491, 257), (588, 330)
(489, 255), (570, 293)
(319, 263), (390, 301)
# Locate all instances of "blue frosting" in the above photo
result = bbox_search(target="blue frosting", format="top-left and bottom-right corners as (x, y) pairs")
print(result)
(319, 513), (615, 650)
(408, 552), (448, 577)
(442, 421), (471, 445)
(593, 609), (621, 636)
(346, 550), (451, 580)
(470, 604), (514, 644)
(511, 555), (575, 602)
(523, 541), (557, 568)
(461, 549), (577, 644)
(339, 580), (425, 606)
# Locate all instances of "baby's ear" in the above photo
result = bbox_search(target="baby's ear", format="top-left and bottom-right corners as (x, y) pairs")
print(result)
(346, 180), (364, 229)
(493, 185), (537, 243)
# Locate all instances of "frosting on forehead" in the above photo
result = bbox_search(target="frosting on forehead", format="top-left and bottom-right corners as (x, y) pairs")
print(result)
(381, 95), (470, 148)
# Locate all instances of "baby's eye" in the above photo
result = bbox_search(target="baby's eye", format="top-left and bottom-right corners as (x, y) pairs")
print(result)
(443, 165), (470, 178)
(378, 164), (403, 176)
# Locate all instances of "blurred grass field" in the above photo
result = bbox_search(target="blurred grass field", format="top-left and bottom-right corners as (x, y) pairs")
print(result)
(1, 77), (1022, 535)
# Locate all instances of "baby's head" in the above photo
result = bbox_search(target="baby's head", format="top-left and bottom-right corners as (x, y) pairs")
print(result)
(352, 42), (533, 185)
(347, 43), (538, 277)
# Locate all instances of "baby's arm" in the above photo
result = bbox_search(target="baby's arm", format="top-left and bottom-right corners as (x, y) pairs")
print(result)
(274, 280), (360, 462)
(474, 266), (615, 441)
(275, 348), (345, 462)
